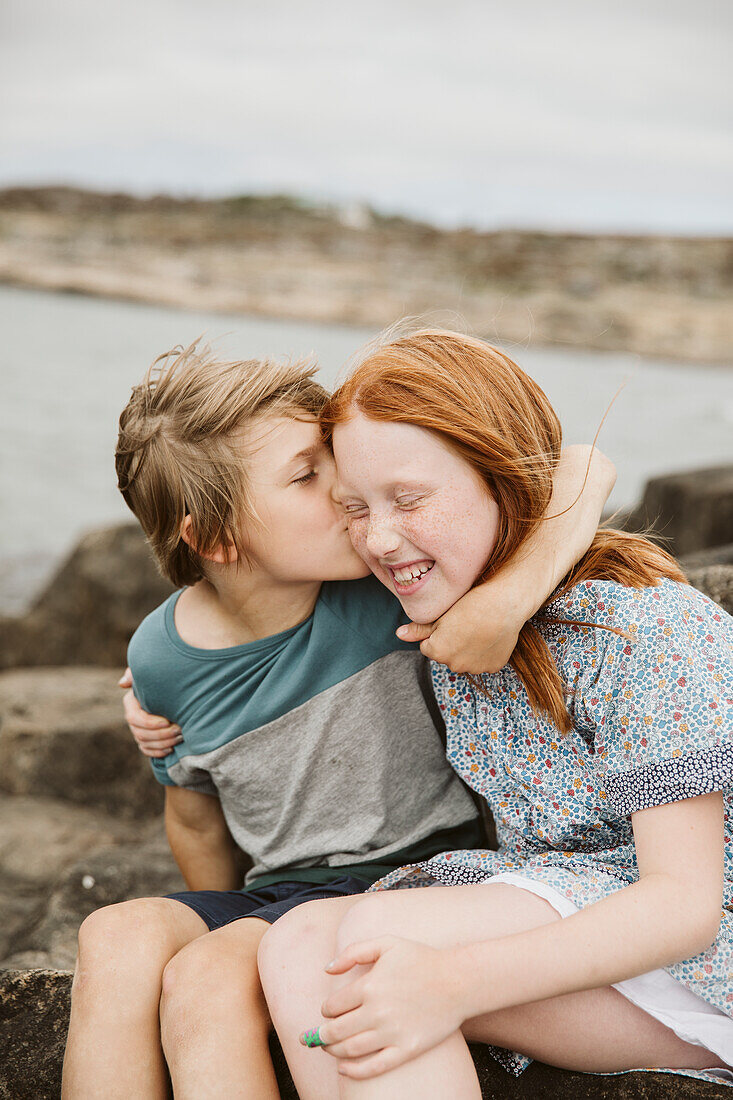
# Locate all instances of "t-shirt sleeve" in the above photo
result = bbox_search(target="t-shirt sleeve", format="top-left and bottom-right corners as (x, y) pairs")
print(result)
(582, 587), (733, 817)
(127, 609), (218, 796)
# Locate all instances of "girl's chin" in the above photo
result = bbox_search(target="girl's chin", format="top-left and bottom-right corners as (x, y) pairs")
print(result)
(396, 589), (456, 624)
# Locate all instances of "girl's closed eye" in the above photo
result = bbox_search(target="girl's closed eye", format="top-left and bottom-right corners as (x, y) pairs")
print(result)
(343, 501), (369, 518)
(396, 494), (427, 509)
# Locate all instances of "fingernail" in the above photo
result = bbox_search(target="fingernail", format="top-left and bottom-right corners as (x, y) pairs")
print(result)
(325, 959), (336, 971)
(301, 1027), (325, 1048)
(395, 626), (408, 638)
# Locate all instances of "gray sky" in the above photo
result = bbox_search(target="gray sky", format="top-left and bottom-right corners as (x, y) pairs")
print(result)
(2, 0), (732, 232)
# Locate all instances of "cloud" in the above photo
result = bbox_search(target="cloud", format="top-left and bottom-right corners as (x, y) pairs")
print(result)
(2, 0), (731, 230)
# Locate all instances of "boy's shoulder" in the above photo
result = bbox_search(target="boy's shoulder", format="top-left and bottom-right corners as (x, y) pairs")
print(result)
(127, 589), (180, 663)
(126, 590), (189, 715)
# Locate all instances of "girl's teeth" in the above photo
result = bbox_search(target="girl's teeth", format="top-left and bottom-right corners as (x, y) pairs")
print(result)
(393, 563), (433, 586)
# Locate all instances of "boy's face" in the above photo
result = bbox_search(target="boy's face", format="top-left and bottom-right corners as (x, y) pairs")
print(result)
(237, 414), (369, 583)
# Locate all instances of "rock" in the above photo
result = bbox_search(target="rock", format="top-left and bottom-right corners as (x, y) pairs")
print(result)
(621, 467), (733, 558)
(0, 523), (172, 670)
(0, 969), (73, 1100)
(0, 886), (46, 972)
(685, 565), (733, 616)
(0, 795), (141, 966)
(0, 795), (131, 963)
(0, 667), (163, 819)
(680, 545), (733, 570)
(1, 822), (182, 971)
(0, 795), (133, 887)
(0, 969), (726, 1100)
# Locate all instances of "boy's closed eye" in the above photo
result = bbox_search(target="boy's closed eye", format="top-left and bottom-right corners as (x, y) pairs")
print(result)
(292, 469), (317, 485)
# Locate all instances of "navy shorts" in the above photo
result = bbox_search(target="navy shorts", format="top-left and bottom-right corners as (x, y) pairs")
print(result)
(165, 875), (369, 932)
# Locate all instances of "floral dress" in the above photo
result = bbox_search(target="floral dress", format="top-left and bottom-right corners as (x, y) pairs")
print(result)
(372, 578), (733, 1081)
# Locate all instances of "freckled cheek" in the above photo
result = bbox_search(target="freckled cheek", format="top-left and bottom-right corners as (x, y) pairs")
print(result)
(404, 502), (486, 579)
(346, 519), (371, 561)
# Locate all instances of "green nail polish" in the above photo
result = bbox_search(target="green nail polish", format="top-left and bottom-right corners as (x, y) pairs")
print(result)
(302, 1026), (326, 1048)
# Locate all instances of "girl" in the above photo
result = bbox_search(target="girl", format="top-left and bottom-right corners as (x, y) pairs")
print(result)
(257, 329), (733, 1097)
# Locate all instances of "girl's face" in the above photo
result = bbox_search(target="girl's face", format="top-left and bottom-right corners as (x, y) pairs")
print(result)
(333, 410), (499, 623)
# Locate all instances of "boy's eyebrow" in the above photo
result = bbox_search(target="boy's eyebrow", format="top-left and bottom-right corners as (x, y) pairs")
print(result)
(281, 444), (320, 471)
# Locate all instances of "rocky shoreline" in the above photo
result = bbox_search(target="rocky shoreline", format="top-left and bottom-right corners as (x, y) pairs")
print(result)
(1, 187), (732, 363)
(1, 466), (732, 1098)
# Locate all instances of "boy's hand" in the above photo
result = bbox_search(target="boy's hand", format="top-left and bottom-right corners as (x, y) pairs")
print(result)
(396, 584), (521, 675)
(119, 668), (182, 758)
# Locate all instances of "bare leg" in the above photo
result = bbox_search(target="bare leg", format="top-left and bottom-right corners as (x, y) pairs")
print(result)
(160, 916), (279, 1100)
(62, 897), (208, 1099)
(260, 885), (726, 1100)
(259, 895), (363, 1099)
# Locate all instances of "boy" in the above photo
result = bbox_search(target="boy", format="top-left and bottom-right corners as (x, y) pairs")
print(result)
(62, 341), (613, 1099)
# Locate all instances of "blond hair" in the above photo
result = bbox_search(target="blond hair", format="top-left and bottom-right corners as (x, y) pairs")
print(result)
(116, 340), (328, 587)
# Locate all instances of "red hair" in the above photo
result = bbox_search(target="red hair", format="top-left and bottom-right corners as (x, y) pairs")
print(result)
(322, 329), (686, 732)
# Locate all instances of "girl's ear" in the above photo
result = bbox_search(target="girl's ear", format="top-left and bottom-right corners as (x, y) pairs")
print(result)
(179, 515), (239, 565)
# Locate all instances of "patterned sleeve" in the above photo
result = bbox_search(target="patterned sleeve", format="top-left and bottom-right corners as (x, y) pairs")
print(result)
(579, 584), (733, 817)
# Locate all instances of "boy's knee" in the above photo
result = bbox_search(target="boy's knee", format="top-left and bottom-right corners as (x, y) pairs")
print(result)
(161, 931), (266, 1027)
(75, 898), (183, 987)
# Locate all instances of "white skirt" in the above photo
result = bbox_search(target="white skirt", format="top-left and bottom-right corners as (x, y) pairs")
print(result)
(487, 871), (733, 1071)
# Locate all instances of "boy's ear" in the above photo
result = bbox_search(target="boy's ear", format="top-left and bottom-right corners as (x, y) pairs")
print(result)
(179, 515), (238, 565)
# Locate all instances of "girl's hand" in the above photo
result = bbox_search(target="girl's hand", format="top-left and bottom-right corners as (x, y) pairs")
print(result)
(304, 936), (464, 1079)
(118, 668), (182, 758)
(397, 582), (521, 674)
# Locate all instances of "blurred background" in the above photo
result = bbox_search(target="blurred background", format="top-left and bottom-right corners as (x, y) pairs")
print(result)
(1, 0), (732, 612)
(2, 6), (733, 1063)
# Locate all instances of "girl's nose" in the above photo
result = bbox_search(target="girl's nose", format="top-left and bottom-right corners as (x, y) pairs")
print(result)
(365, 517), (401, 560)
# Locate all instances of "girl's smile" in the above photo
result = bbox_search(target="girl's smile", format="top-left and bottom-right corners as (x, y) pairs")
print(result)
(333, 410), (500, 623)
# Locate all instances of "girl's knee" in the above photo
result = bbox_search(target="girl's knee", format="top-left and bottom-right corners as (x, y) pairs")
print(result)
(161, 931), (265, 1025)
(334, 893), (392, 952)
(258, 899), (338, 980)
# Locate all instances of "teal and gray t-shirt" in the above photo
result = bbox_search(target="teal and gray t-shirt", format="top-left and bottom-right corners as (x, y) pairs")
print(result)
(128, 574), (481, 887)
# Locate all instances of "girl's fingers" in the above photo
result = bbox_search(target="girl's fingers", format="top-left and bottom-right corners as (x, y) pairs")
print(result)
(138, 746), (172, 759)
(118, 667), (133, 689)
(338, 1047), (403, 1079)
(323, 1030), (383, 1061)
(321, 979), (364, 1019)
(301, 1007), (367, 1049)
(131, 724), (181, 743)
(326, 937), (390, 974)
(122, 691), (174, 732)
(134, 735), (181, 751)
(395, 621), (435, 642)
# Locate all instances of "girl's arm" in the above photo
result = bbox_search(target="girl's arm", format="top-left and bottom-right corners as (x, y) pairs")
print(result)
(319, 792), (724, 1078)
(452, 791), (724, 1018)
(399, 444), (616, 673)
(119, 667), (182, 756)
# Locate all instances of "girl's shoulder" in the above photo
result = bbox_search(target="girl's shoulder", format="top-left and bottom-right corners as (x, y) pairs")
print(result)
(540, 576), (730, 644)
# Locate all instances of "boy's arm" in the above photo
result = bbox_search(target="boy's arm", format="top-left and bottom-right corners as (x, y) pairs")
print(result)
(398, 445), (616, 674)
(165, 786), (241, 891)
